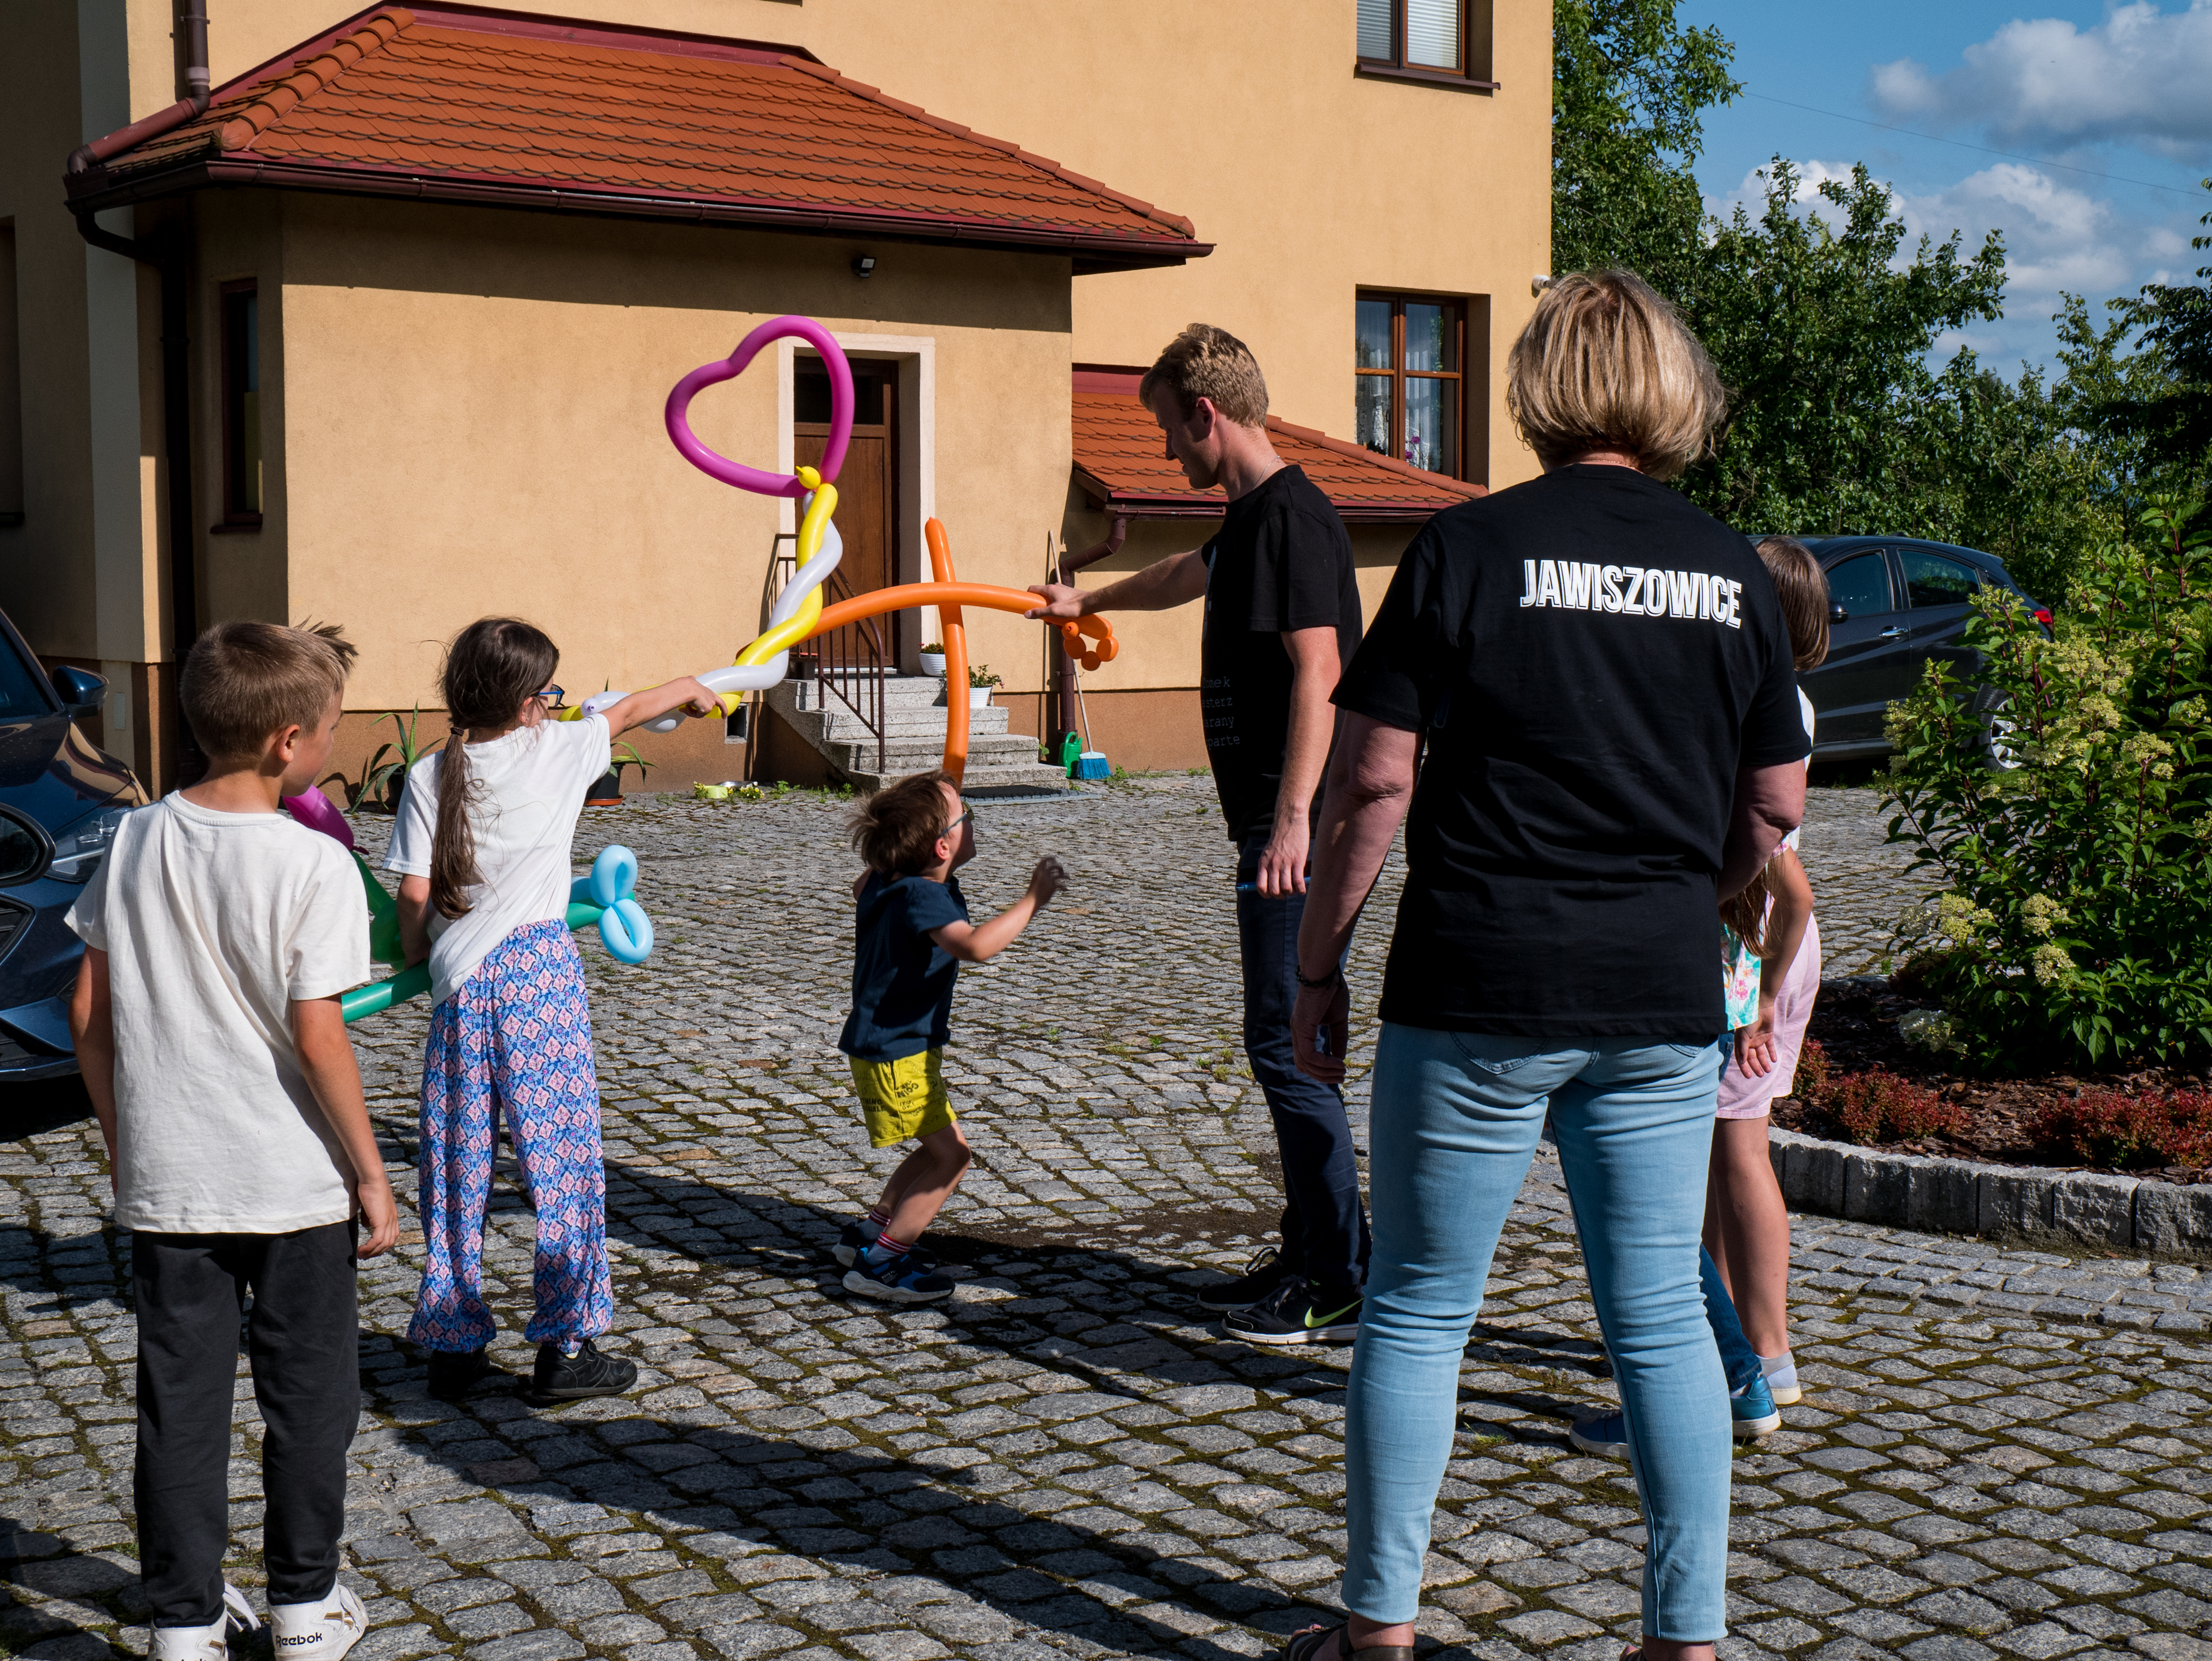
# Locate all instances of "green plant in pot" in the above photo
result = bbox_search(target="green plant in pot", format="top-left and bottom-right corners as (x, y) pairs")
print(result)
(588, 743), (653, 806)
(967, 663), (1001, 709)
(357, 705), (436, 812)
(919, 642), (948, 675)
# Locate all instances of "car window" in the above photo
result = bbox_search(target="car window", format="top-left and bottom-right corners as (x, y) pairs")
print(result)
(1901, 550), (1982, 608)
(1824, 554), (1891, 617)
(0, 631), (52, 720)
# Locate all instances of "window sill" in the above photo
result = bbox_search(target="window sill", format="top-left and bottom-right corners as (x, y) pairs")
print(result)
(1355, 61), (1498, 93)
(210, 517), (263, 535)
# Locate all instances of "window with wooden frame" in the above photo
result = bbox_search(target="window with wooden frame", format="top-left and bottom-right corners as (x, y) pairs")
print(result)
(1355, 0), (1494, 88)
(1355, 293), (1468, 479)
(218, 282), (262, 528)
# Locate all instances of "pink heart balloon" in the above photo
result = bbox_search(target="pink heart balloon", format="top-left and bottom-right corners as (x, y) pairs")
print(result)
(665, 315), (854, 495)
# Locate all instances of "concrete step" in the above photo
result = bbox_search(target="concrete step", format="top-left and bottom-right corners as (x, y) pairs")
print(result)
(839, 760), (1071, 798)
(821, 732), (1046, 775)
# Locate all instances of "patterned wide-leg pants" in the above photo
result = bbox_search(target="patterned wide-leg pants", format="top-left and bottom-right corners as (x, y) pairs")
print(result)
(408, 920), (613, 1352)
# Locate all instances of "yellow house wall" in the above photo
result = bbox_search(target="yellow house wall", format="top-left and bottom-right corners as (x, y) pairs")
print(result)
(272, 194), (1071, 714)
(156, 0), (1551, 496)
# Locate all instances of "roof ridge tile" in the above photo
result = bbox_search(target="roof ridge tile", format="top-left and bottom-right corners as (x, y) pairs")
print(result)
(217, 10), (414, 153)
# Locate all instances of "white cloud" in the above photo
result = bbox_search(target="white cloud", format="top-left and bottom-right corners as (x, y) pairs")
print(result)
(1870, 2), (2212, 157)
(1704, 157), (2191, 370)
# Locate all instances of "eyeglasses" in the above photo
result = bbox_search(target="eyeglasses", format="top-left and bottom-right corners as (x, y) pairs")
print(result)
(946, 807), (973, 834)
(538, 686), (569, 709)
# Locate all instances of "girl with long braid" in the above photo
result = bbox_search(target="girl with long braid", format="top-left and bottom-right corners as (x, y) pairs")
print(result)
(387, 618), (715, 1404)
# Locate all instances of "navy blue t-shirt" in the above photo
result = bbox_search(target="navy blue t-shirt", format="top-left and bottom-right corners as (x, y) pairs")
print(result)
(838, 872), (971, 1062)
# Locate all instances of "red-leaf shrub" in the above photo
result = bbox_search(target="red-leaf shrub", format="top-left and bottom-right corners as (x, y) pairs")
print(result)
(1817, 1068), (1968, 1146)
(2026, 1089), (2212, 1168)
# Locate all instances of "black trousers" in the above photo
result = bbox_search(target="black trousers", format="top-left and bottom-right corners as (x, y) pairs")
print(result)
(132, 1223), (359, 1627)
(1234, 828), (1372, 1292)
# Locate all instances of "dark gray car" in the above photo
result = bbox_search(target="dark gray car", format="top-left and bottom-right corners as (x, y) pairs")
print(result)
(1800, 536), (2049, 761)
(0, 608), (146, 1079)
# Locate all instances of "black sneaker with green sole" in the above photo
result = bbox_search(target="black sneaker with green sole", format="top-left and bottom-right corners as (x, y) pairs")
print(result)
(1220, 1277), (1362, 1345)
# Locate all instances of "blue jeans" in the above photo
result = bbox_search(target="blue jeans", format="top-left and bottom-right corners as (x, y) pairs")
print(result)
(1702, 1243), (1764, 1396)
(1344, 1024), (1729, 1641)
(1234, 832), (1369, 1291)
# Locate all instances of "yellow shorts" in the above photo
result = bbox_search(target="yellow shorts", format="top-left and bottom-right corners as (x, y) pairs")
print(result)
(850, 1049), (956, 1149)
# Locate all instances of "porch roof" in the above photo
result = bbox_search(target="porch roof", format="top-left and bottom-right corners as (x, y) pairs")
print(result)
(65, 5), (1208, 273)
(1071, 368), (1486, 523)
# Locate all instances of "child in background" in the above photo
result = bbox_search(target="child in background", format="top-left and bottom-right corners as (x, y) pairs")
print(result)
(69, 622), (396, 1661)
(1707, 534), (1830, 1405)
(835, 771), (1067, 1304)
(388, 618), (717, 1405)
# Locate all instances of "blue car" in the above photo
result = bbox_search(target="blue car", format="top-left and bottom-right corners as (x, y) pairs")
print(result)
(0, 607), (146, 1080)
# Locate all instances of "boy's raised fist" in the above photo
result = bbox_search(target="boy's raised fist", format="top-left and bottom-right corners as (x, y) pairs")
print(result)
(1029, 857), (1070, 905)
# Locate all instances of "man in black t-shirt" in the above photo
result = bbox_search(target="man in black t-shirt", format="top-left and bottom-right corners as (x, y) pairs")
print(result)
(1029, 324), (1370, 1345)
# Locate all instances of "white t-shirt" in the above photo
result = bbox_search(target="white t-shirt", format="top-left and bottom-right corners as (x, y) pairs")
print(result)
(385, 713), (612, 1005)
(1785, 687), (1817, 853)
(67, 796), (369, 1234)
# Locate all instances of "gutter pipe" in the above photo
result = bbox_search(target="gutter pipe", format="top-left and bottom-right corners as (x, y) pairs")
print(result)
(65, 0), (211, 784)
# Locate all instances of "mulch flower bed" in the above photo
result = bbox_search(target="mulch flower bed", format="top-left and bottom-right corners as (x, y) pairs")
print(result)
(1769, 977), (2211, 1186)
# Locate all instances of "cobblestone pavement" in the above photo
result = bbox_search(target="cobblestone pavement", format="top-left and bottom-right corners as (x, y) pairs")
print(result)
(6, 780), (2211, 1661)
(1798, 782), (1937, 978)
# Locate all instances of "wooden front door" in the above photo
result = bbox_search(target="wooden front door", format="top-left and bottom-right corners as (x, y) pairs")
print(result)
(796, 359), (899, 656)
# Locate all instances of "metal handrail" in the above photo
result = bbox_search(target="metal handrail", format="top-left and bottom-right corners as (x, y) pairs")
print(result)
(751, 531), (888, 779)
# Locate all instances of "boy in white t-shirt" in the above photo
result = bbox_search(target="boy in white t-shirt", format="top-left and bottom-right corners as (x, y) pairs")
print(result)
(68, 622), (397, 1661)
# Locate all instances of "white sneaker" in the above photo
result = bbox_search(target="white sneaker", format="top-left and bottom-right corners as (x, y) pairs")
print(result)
(268, 1578), (369, 1659)
(149, 1583), (259, 1659)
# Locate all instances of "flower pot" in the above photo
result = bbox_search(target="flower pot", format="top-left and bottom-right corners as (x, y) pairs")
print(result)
(919, 653), (946, 676)
(585, 771), (623, 806)
(968, 686), (993, 709)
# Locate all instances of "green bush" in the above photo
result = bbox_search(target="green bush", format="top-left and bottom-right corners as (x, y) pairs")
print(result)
(1884, 498), (2212, 1070)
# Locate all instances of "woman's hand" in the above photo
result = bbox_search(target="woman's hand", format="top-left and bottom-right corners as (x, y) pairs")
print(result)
(1735, 996), (1780, 1077)
(1292, 975), (1352, 1084)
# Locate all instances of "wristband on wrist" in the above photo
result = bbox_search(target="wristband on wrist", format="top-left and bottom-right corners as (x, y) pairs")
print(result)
(1296, 966), (1342, 990)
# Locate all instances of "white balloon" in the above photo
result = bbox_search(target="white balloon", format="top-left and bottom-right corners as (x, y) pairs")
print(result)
(604, 498), (846, 729)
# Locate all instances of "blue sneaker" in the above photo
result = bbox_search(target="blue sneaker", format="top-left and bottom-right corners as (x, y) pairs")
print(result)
(843, 1248), (955, 1304)
(1569, 1377), (1781, 1459)
(1733, 1372), (1782, 1437)
(1569, 1410), (1631, 1458)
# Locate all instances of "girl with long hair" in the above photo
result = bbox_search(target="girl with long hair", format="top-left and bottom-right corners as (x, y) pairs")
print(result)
(387, 618), (715, 1404)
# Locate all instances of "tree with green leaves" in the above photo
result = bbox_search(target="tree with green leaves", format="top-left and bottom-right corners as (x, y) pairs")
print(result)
(1551, 0), (1738, 298)
(1673, 160), (2008, 539)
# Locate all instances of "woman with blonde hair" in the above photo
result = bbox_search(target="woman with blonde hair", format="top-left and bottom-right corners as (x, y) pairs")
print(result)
(1285, 270), (1809, 1661)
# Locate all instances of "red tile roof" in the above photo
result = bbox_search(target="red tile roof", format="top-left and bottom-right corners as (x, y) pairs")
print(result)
(1072, 368), (1486, 523)
(67, 5), (1206, 272)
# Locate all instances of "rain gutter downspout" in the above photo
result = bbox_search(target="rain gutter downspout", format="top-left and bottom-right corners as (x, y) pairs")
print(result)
(1048, 512), (1128, 756)
(65, 0), (211, 744)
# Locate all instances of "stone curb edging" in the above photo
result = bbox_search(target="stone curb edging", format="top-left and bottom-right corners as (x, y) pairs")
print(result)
(1767, 1126), (2211, 1256)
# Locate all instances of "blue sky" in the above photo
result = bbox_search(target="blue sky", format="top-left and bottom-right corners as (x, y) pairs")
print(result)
(1679, 0), (2212, 376)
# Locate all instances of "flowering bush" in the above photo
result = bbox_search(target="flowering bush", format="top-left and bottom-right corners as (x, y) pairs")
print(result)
(2026, 1088), (2212, 1168)
(1885, 498), (2212, 1070)
(1818, 1068), (1968, 1145)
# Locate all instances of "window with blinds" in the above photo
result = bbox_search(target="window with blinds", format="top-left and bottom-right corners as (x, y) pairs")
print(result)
(1355, 0), (1490, 84)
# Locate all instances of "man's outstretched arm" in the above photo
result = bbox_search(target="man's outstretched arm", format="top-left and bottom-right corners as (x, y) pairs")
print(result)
(1027, 549), (1209, 618)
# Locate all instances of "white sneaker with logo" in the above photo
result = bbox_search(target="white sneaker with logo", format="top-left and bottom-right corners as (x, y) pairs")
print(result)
(149, 1583), (259, 1659)
(268, 1579), (369, 1658)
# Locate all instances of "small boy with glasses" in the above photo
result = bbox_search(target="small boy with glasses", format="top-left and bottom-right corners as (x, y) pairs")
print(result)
(835, 770), (1066, 1302)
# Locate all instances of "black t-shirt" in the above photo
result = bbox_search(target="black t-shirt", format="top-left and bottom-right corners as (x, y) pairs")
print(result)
(1199, 466), (1362, 842)
(838, 872), (970, 1061)
(1333, 464), (1809, 1041)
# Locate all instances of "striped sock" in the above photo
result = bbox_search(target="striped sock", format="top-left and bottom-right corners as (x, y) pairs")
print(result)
(867, 1229), (914, 1265)
(865, 1207), (891, 1228)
